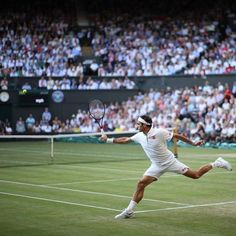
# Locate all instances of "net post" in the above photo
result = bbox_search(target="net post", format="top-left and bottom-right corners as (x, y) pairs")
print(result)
(50, 136), (54, 162)
(173, 127), (178, 158)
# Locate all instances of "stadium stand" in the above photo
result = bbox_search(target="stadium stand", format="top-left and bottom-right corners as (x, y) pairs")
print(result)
(1, 82), (235, 146)
(0, 0), (235, 77)
(0, 0), (235, 147)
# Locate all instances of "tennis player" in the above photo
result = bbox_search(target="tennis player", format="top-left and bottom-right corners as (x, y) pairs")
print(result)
(100, 115), (232, 219)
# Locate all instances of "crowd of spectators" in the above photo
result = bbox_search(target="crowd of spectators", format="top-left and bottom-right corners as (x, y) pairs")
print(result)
(1, 81), (235, 144)
(91, 6), (236, 77)
(184, 28), (236, 75)
(92, 12), (220, 76)
(0, 4), (82, 78)
(1, 75), (136, 90)
(36, 76), (136, 90)
(0, 1), (235, 78)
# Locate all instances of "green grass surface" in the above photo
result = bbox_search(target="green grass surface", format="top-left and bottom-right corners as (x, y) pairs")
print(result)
(0, 142), (235, 236)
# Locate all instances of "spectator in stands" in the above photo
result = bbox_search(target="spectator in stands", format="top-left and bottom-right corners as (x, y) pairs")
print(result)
(224, 83), (233, 101)
(42, 108), (52, 123)
(38, 77), (47, 89)
(52, 80), (61, 90)
(87, 77), (99, 89)
(5, 122), (13, 135)
(67, 65), (79, 77)
(44, 123), (52, 133)
(64, 119), (73, 132)
(0, 78), (8, 90)
(16, 117), (26, 133)
(57, 122), (66, 133)
(52, 116), (61, 133)
(202, 81), (212, 94)
(76, 63), (84, 76)
(60, 77), (71, 90)
(25, 113), (36, 133)
(226, 121), (236, 142)
(222, 98), (231, 111)
(124, 77), (136, 89)
(71, 44), (81, 57)
(77, 76), (87, 89)
(31, 122), (40, 134)
(71, 78), (78, 90)
(47, 77), (55, 90)
(99, 79), (111, 89)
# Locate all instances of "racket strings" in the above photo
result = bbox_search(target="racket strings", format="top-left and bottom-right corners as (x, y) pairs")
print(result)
(89, 99), (105, 129)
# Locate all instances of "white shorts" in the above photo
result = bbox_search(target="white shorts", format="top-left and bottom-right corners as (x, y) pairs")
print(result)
(144, 159), (189, 179)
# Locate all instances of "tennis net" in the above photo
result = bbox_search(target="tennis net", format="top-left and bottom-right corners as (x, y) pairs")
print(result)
(0, 130), (177, 168)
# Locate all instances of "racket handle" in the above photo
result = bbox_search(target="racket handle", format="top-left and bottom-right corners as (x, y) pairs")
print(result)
(100, 127), (105, 135)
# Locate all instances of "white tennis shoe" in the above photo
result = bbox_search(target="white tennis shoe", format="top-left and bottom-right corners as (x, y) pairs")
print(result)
(214, 157), (232, 171)
(114, 209), (134, 219)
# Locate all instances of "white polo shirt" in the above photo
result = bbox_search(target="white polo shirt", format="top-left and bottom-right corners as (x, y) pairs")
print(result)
(131, 127), (174, 165)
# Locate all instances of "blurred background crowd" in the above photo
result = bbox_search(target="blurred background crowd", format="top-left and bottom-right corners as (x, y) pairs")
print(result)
(1, 81), (235, 144)
(0, 0), (235, 144)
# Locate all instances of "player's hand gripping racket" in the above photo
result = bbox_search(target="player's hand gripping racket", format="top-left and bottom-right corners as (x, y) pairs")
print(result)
(89, 99), (105, 135)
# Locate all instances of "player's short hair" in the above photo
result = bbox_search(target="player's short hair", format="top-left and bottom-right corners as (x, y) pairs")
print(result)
(139, 115), (152, 127)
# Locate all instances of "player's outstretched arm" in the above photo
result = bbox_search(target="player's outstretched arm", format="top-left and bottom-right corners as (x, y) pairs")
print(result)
(100, 135), (132, 144)
(173, 133), (204, 146)
(113, 137), (132, 144)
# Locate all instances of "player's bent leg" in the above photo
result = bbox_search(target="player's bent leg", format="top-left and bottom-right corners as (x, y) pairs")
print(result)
(132, 175), (157, 203)
(184, 157), (232, 180)
(183, 164), (213, 179)
(114, 176), (156, 220)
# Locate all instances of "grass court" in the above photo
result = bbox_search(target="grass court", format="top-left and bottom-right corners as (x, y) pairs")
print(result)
(0, 141), (235, 236)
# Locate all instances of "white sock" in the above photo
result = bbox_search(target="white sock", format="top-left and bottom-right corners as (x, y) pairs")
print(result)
(211, 162), (216, 168)
(127, 200), (137, 211)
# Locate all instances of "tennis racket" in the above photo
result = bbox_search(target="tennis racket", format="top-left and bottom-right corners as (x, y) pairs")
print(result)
(89, 99), (105, 134)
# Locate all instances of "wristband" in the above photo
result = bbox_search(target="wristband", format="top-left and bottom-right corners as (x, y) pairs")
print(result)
(106, 138), (114, 143)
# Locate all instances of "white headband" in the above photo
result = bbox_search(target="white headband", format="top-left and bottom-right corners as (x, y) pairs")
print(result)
(138, 117), (152, 126)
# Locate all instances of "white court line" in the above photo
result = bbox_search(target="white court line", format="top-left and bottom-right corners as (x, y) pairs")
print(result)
(135, 201), (236, 213)
(0, 191), (235, 215)
(48, 170), (234, 186)
(0, 158), (234, 176)
(0, 165), (232, 187)
(49, 177), (138, 186)
(0, 191), (120, 212)
(0, 179), (188, 206)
